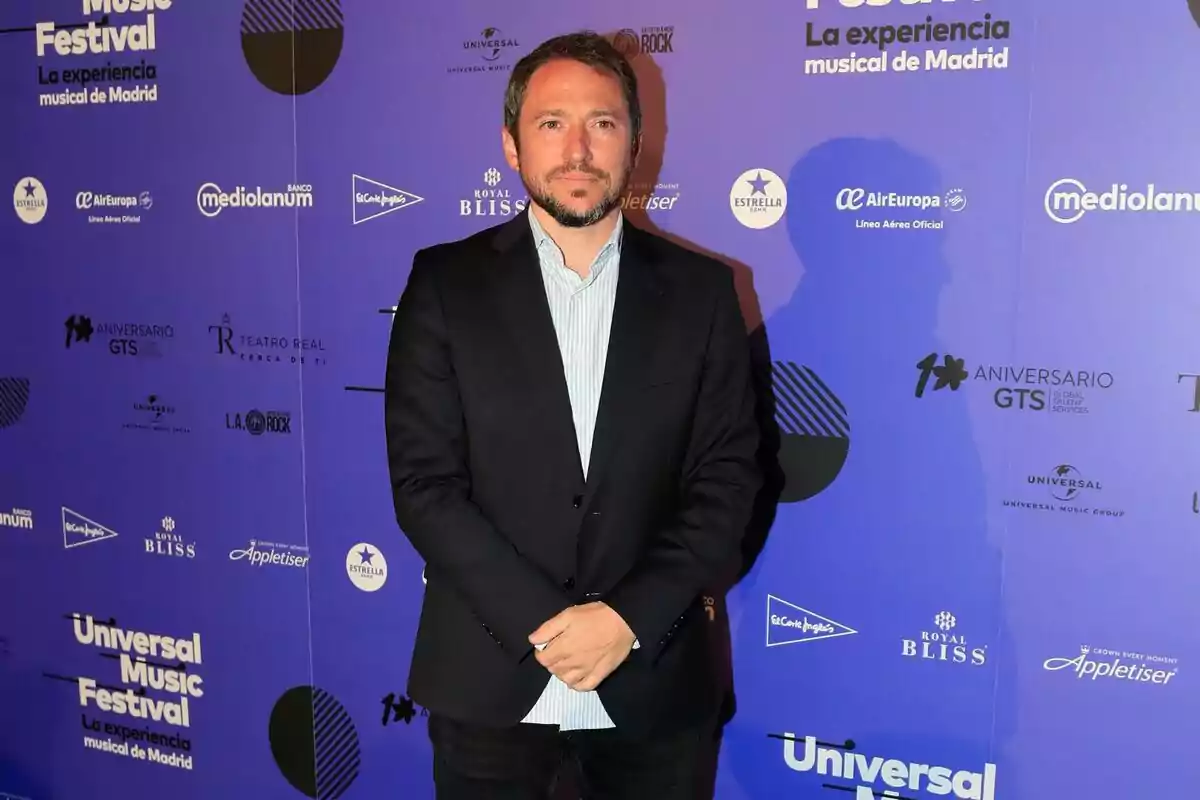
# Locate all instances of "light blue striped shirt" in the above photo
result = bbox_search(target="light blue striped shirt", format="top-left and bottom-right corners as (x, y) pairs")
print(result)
(519, 209), (632, 731)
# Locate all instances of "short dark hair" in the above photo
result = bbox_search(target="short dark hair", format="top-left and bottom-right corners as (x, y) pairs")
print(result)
(503, 31), (641, 155)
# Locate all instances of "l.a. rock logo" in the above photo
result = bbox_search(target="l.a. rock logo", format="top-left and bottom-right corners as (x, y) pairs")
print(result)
(779, 732), (998, 799)
(241, 0), (344, 95)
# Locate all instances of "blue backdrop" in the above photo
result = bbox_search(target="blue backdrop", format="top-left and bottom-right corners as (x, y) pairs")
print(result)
(2, 0), (1198, 798)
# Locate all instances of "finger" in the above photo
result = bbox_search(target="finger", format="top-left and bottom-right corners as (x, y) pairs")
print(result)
(572, 673), (599, 692)
(540, 648), (571, 668)
(529, 614), (570, 646)
(560, 667), (590, 688)
(548, 654), (586, 677)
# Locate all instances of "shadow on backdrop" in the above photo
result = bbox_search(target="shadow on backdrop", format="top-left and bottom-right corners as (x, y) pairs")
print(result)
(550, 35), (784, 800)
(720, 137), (1018, 798)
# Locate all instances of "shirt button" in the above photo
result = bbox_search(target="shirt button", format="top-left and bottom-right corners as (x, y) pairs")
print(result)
(572, 494), (583, 508)
(563, 577), (575, 590)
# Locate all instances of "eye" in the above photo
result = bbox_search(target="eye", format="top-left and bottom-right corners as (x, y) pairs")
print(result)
(595, 119), (616, 129)
(540, 120), (561, 130)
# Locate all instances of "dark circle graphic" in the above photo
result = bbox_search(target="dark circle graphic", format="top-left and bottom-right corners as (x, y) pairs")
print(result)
(611, 29), (640, 58)
(246, 410), (266, 435)
(241, 0), (344, 95)
(773, 362), (850, 503)
(269, 686), (361, 799)
(0, 377), (31, 429)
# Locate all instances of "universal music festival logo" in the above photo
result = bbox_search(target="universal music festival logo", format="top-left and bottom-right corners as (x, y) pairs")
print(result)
(776, 731), (998, 799)
(801, 0), (1011, 77)
(34, 0), (169, 108)
(44, 613), (203, 769)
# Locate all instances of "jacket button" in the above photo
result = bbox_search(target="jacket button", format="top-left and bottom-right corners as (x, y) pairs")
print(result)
(563, 577), (575, 590)
(572, 495), (583, 508)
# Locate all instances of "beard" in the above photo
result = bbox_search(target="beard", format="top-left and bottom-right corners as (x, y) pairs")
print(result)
(520, 160), (631, 228)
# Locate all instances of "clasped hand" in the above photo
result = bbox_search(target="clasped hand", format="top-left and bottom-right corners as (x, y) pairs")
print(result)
(528, 602), (635, 692)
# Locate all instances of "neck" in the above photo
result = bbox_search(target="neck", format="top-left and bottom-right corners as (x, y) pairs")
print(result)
(530, 204), (620, 274)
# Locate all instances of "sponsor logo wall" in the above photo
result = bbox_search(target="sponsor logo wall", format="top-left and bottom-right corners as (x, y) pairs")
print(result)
(1, 1), (1196, 798)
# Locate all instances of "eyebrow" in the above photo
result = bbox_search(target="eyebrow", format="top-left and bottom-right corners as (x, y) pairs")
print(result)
(532, 109), (621, 120)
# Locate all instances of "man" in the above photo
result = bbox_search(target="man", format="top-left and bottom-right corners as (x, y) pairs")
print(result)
(384, 31), (762, 799)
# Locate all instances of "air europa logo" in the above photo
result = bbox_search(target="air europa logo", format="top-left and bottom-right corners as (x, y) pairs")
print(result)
(1044, 179), (1200, 224)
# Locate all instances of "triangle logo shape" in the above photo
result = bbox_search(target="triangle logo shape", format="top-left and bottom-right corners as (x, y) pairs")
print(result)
(766, 594), (858, 647)
(61, 507), (119, 549)
(352, 174), (424, 225)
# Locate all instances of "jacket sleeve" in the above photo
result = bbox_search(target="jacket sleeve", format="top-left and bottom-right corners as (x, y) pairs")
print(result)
(602, 264), (762, 661)
(384, 249), (572, 661)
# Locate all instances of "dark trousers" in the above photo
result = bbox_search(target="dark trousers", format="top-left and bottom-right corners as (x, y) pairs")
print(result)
(427, 712), (716, 800)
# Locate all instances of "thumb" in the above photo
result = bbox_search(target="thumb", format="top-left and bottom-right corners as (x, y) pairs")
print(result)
(529, 612), (570, 645)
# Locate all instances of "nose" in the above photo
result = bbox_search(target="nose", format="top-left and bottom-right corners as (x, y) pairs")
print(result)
(563, 123), (591, 164)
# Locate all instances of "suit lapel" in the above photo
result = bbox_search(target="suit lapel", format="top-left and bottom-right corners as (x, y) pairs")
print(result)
(487, 212), (668, 500)
(488, 213), (586, 486)
(583, 222), (667, 503)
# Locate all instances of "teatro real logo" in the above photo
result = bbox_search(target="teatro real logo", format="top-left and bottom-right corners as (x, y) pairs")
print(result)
(352, 174), (423, 225)
(766, 594), (857, 647)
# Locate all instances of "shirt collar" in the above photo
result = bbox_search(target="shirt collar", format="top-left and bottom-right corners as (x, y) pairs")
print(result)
(527, 208), (623, 283)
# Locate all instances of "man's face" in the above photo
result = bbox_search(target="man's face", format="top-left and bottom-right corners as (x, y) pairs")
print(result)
(503, 58), (638, 228)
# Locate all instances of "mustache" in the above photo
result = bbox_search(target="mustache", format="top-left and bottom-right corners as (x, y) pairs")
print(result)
(548, 164), (609, 180)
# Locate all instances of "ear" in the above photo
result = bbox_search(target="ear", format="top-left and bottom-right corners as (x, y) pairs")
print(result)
(502, 126), (520, 173)
(632, 130), (643, 167)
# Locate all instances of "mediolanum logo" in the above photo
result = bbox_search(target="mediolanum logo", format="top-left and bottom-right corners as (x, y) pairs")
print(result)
(197, 183), (314, 217)
(1044, 178), (1200, 224)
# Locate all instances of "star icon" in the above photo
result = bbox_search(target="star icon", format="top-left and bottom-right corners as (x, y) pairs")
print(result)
(930, 355), (967, 391)
(357, 546), (374, 565)
(746, 172), (770, 195)
(23, 181), (36, 198)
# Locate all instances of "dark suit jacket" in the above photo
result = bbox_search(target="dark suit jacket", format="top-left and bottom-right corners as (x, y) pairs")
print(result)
(384, 210), (762, 738)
